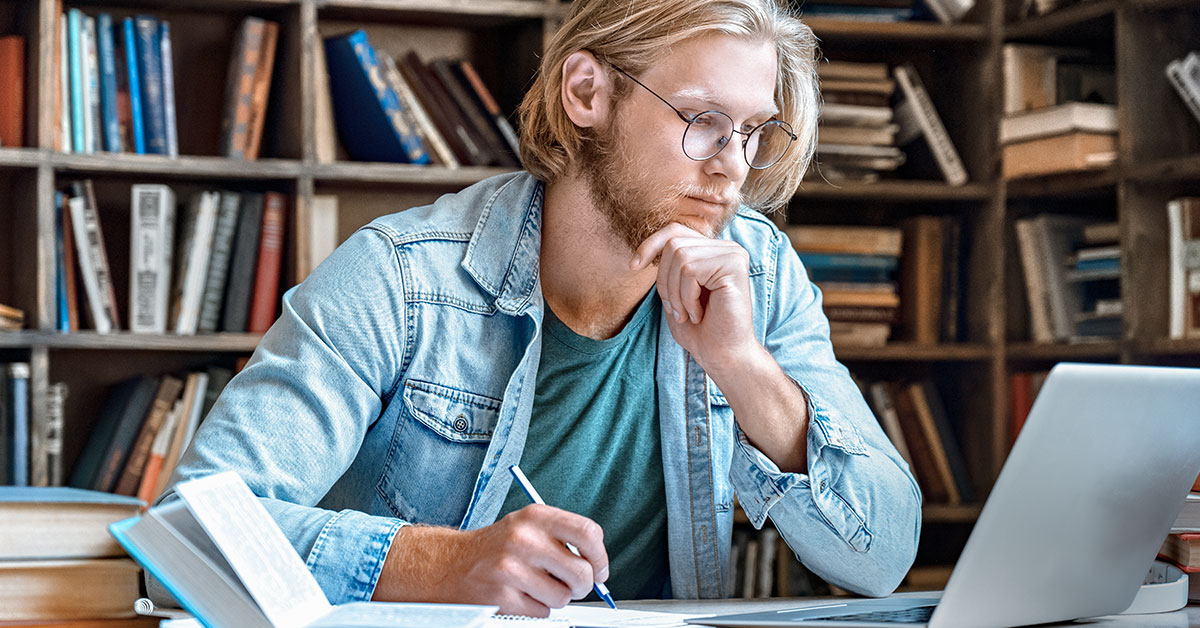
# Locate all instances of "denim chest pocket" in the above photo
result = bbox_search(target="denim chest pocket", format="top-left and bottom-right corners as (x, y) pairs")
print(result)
(377, 379), (501, 527)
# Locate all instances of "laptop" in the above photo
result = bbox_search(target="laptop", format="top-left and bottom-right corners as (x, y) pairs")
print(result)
(688, 363), (1200, 628)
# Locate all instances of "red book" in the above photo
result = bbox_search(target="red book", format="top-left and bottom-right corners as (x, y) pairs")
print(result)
(0, 35), (25, 147)
(1009, 372), (1033, 446)
(247, 192), (287, 333)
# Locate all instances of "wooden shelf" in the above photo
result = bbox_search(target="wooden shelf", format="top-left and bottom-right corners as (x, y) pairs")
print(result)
(49, 152), (304, 180)
(318, 0), (557, 23)
(806, 18), (988, 44)
(1004, 169), (1118, 199)
(310, 162), (516, 187)
(1129, 0), (1200, 10)
(795, 180), (992, 203)
(0, 147), (43, 168)
(921, 503), (983, 523)
(1005, 340), (1122, 361)
(834, 342), (993, 362)
(1004, 0), (1117, 42)
(0, 331), (262, 352)
(1125, 153), (1200, 184)
(1134, 338), (1200, 357)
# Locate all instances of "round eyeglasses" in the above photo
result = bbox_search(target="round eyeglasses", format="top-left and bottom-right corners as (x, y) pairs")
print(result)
(610, 64), (797, 170)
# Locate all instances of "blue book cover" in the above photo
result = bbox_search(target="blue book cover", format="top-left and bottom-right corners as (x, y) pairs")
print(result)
(1075, 257), (1120, 273)
(324, 30), (430, 164)
(6, 363), (30, 486)
(123, 17), (145, 154)
(55, 192), (68, 331)
(160, 20), (177, 158)
(96, 14), (121, 152)
(798, 252), (900, 272)
(0, 485), (143, 506)
(134, 15), (166, 155)
(67, 9), (85, 154)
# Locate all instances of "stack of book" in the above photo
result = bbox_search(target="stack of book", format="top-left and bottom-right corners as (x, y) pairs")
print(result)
(1165, 51), (1200, 128)
(1158, 488), (1200, 602)
(1168, 197), (1200, 340)
(1014, 215), (1121, 343)
(55, 10), (180, 157)
(814, 61), (903, 183)
(320, 30), (519, 168)
(786, 225), (902, 347)
(1000, 44), (1116, 179)
(55, 180), (288, 335)
(67, 368), (230, 503)
(857, 376), (973, 505)
(0, 487), (145, 623)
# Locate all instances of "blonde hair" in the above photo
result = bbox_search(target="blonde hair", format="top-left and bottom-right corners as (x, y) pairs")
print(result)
(518, 0), (819, 214)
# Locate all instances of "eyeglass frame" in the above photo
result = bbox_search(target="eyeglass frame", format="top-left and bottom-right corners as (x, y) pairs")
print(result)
(606, 63), (797, 170)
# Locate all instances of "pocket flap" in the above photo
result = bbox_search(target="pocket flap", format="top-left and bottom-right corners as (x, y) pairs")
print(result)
(402, 379), (501, 443)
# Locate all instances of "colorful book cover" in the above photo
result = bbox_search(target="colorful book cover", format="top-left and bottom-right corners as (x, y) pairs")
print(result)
(122, 17), (145, 154)
(134, 15), (166, 155)
(96, 13), (121, 152)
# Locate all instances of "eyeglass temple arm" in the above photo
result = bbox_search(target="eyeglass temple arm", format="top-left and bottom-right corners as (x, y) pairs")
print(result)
(609, 64), (696, 126)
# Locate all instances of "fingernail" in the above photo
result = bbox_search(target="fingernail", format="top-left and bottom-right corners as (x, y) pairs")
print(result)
(598, 567), (610, 582)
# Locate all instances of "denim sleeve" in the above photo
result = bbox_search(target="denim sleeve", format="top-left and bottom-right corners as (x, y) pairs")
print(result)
(727, 229), (921, 598)
(162, 226), (410, 604)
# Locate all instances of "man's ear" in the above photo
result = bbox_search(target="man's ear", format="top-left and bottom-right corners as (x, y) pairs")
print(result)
(561, 50), (613, 129)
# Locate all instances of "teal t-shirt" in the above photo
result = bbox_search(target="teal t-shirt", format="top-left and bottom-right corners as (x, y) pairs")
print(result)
(497, 290), (669, 600)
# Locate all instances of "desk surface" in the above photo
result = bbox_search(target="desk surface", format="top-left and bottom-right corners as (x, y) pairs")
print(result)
(608, 596), (1200, 627)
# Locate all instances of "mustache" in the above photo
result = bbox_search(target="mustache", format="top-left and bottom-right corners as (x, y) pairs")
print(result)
(669, 181), (743, 207)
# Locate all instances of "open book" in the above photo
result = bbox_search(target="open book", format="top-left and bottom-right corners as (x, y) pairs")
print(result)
(108, 471), (497, 628)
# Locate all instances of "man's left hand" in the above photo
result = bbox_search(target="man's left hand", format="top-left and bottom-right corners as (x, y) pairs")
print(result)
(631, 222), (760, 377)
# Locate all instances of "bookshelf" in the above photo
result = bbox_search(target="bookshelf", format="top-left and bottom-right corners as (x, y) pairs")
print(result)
(0, 0), (1196, 600)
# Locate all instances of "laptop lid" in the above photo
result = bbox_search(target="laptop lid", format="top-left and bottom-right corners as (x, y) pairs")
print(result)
(687, 363), (1200, 628)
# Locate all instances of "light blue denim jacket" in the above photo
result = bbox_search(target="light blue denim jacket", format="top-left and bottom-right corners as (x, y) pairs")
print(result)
(168, 171), (920, 604)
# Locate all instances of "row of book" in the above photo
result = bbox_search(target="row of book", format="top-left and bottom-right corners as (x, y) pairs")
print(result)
(55, 10), (180, 157)
(857, 376), (973, 506)
(319, 29), (519, 168)
(1168, 197), (1200, 341)
(0, 486), (146, 622)
(811, 60), (967, 187)
(57, 180), (287, 335)
(1014, 216), (1122, 343)
(68, 368), (232, 504)
(786, 215), (964, 348)
(793, 0), (974, 24)
(1000, 44), (1116, 180)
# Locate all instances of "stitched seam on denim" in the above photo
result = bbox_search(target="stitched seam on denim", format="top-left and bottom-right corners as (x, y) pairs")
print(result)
(376, 403), (413, 520)
(826, 483), (872, 551)
(702, 370), (723, 598)
(685, 357), (703, 596)
(365, 519), (405, 592)
(387, 241), (413, 406)
(498, 183), (543, 310)
(405, 379), (503, 410)
(306, 508), (347, 572)
(406, 291), (497, 314)
(463, 177), (515, 296)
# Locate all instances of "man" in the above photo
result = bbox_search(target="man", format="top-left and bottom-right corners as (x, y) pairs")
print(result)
(165, 0), (920, 616)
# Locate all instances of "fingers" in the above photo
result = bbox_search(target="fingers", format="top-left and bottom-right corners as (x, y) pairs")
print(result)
(631, 222), (703, 271)
(503, 505), (608, 603)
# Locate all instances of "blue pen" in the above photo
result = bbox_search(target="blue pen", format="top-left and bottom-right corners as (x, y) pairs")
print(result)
(509, 464), (617, 610)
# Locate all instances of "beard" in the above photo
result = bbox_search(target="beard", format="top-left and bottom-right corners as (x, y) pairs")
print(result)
(578, 117), (742, 254)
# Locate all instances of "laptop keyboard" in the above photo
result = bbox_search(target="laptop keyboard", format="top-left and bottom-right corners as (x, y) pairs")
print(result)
(808, 605), (936, 624)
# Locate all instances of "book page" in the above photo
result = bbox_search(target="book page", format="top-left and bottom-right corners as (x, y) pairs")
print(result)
(486, 606), (702, 627)
(176, 471), (332, 628)
(311, 602), (497, 628)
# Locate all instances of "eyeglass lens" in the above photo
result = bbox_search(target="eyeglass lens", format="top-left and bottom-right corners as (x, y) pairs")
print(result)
(682, 112), (792, 169)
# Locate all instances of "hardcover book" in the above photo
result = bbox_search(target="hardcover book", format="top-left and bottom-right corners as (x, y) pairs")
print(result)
(0, 486), (142, 559)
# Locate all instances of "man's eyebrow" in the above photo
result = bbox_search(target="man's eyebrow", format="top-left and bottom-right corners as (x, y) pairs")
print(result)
(671, 87), (779, 119)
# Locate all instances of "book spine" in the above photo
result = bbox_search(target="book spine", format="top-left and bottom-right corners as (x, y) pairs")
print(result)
(68, 10), (85, 153)
(122, 17), (145, 154)
(430, 58), (509, 166)
(54, 192), (69, 331)
(176, 192), (219, 335)
(243, 21), (277, 161)
(221, 193), (264, 332)
(96, 14), (121, 152)
(0, 36), (25, 148)
(134, 16), (166, 155)
(197, 192), (241, 333)
(45, 382), (68, 486)
(7, 362), (30, 486)
(130, 184), (175, 333)
(894, 64), (967, 186)
(80, 180), (122, 329)
(137, 398), (181, 506)
(114, 375), (184, 496)
(59, 17), (70, 152)
(457, 59), (521, 160)
(247, 192), (286, 333)
(67, 188), (113, 333)
(1166, 58), (1200, 126)
(60, 192), (80, 331)
(160, 21), (177, 158)
(82, 15), (99, 153)
(219, 18), (264, 159)
(398, 50), (484, 166)
(383, 53), (458, 168)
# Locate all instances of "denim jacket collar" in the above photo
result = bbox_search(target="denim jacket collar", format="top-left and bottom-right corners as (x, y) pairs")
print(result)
(462, 174), (545, 316)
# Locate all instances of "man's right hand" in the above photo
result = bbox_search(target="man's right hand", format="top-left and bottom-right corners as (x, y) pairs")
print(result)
(371, 504), (610, 617)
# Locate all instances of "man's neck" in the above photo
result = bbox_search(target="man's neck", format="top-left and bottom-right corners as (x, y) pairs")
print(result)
(540, 175), (658, 340)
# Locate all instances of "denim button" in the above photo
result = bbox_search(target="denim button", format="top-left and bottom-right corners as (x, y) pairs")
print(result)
(820, 480), (827, 491)
(453, 415), (468, 432)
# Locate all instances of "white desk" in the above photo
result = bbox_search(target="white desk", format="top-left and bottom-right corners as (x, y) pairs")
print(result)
(606, 596), (1200, 627)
